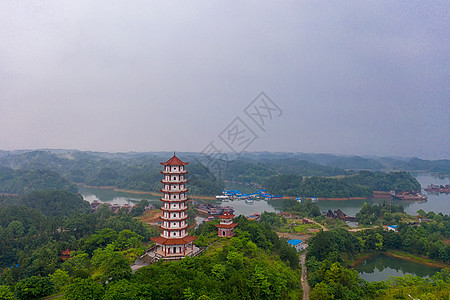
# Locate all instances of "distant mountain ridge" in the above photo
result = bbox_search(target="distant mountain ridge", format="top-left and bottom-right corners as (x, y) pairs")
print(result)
(0, 149), (448, 196)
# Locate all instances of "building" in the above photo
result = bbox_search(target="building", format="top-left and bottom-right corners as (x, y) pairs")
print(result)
(287, 239), (305, 252)
(150, 154), (197, 259)
(60, 249), (72, 261)
(215, 211), (238, 237)
(387, 225), (398, 232)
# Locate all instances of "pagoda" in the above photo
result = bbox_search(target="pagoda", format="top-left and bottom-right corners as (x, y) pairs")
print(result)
(215, 211), (238, 237)
(151, 154), (196, 259)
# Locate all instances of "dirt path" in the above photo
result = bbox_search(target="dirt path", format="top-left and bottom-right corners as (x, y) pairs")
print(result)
(347, 227), (372, 232)
(303, 218), (328, 231)
(300, 252), (310, 300)
(277, 232), (311, 242)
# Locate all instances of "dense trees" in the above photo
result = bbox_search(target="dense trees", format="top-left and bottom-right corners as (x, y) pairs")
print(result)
(341, 171), (421, 193)
(0, 151), (429, 198)
(265, 171), (420, 197)
(0, 185), (302, 299)
(265, 174), (373, 197)
(356, 202), (404, 225)
(307, 225), (450, 299)
(132, 231), (302, 299)
(282, 199), (321, 217)
(0, 167), (77, 194)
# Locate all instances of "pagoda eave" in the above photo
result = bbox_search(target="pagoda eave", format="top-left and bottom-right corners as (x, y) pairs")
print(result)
(151, 235), (196, 245)
(160, 189), (189, 194)
(161, 180), (188, 184)
(160, 216), (189, 222)
(159, 225), (189, 231)
(218, 215), (235, 219)
(161, 207), (189, 213)
(215, 223), (238, 229)
(161, 171), (188, 175)
(160, 198), (189, 203)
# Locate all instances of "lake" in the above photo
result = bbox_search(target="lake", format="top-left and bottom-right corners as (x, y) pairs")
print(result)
(354, 254), (441, 282)
(303, 173), (450, 217)
(79, 173), (450, 217)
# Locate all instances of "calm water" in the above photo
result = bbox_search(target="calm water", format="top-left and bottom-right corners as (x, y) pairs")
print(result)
(79, 173), (450, 217)
(79, 186), (160, 205)
(354, 254), (441, 282)
(312, 173), (450, 217)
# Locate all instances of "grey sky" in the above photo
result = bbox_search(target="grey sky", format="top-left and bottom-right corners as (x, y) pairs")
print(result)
(0, 1), (448, 159)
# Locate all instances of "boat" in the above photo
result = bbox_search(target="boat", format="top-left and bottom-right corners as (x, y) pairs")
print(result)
(245, 198), (254, 204)
(391, 192), (427, 201)
(424, 184), (450, 193)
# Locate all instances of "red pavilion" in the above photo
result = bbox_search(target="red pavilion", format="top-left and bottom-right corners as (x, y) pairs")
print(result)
(215, 211), (238, 237)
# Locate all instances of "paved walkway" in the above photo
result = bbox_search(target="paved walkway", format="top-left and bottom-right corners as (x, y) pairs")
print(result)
(300, 252), (310, 300)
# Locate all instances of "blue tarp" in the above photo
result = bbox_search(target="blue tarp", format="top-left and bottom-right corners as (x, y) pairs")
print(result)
(288, 239), (303, 246)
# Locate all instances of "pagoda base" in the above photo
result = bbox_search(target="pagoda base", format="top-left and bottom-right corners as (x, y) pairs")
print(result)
(141, 245), (203, 263)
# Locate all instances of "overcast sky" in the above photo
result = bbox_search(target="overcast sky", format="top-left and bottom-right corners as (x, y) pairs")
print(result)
(0, 1), (448, 159)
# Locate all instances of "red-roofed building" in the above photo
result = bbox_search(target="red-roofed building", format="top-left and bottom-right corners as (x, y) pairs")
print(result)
(60, 249), (72, 261)
(151, 154), (196, 258)
(215, 211), (238, 237)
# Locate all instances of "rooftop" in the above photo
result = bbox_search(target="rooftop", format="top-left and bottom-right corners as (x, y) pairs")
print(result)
(161, 154), (189, 166)
(288, 239), (303, 246)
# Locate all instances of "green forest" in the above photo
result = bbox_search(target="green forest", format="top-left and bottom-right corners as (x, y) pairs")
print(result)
(0, 190), (302, 299)
(264, 171), (420, 198)
(0, 186), (449, 299)
(0, 150), (432, 197)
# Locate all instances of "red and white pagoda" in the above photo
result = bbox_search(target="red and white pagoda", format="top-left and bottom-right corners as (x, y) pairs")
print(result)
(215, 211), (238, 237)
(151, 154), (196, 258)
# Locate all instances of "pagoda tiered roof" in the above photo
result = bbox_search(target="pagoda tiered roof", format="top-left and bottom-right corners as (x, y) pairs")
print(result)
(218, 211), (235, 219)
(160, 206), (189, 213)
(151, 235), (196, 245)
(215, 223), (238, 229)
(161, 154), (189, 166)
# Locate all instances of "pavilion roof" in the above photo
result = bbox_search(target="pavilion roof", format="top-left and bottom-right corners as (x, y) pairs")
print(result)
(151, 235), (196, 245)
(215, 223), (238, 229)
(161, 154), (189, 166)
(218, 211), (235, 219)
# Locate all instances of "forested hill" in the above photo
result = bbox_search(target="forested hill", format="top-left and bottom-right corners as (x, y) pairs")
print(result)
(239, 152), (450, 176)
(0, 167), (77, 194)
(0, 151), (223, 196)
(0, 193), (302, 299)
(0, 190), (90, 216)
(0, 150), (444, 197)
(264, 171), (421, 198)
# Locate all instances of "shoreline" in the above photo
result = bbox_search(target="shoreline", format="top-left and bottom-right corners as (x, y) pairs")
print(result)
(348, 253), (376, 267)
(78, 184), (218, 200)
(384, 250), (449, 269)
(349, 251), (449, 269)
(77, 184), (394, 202)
